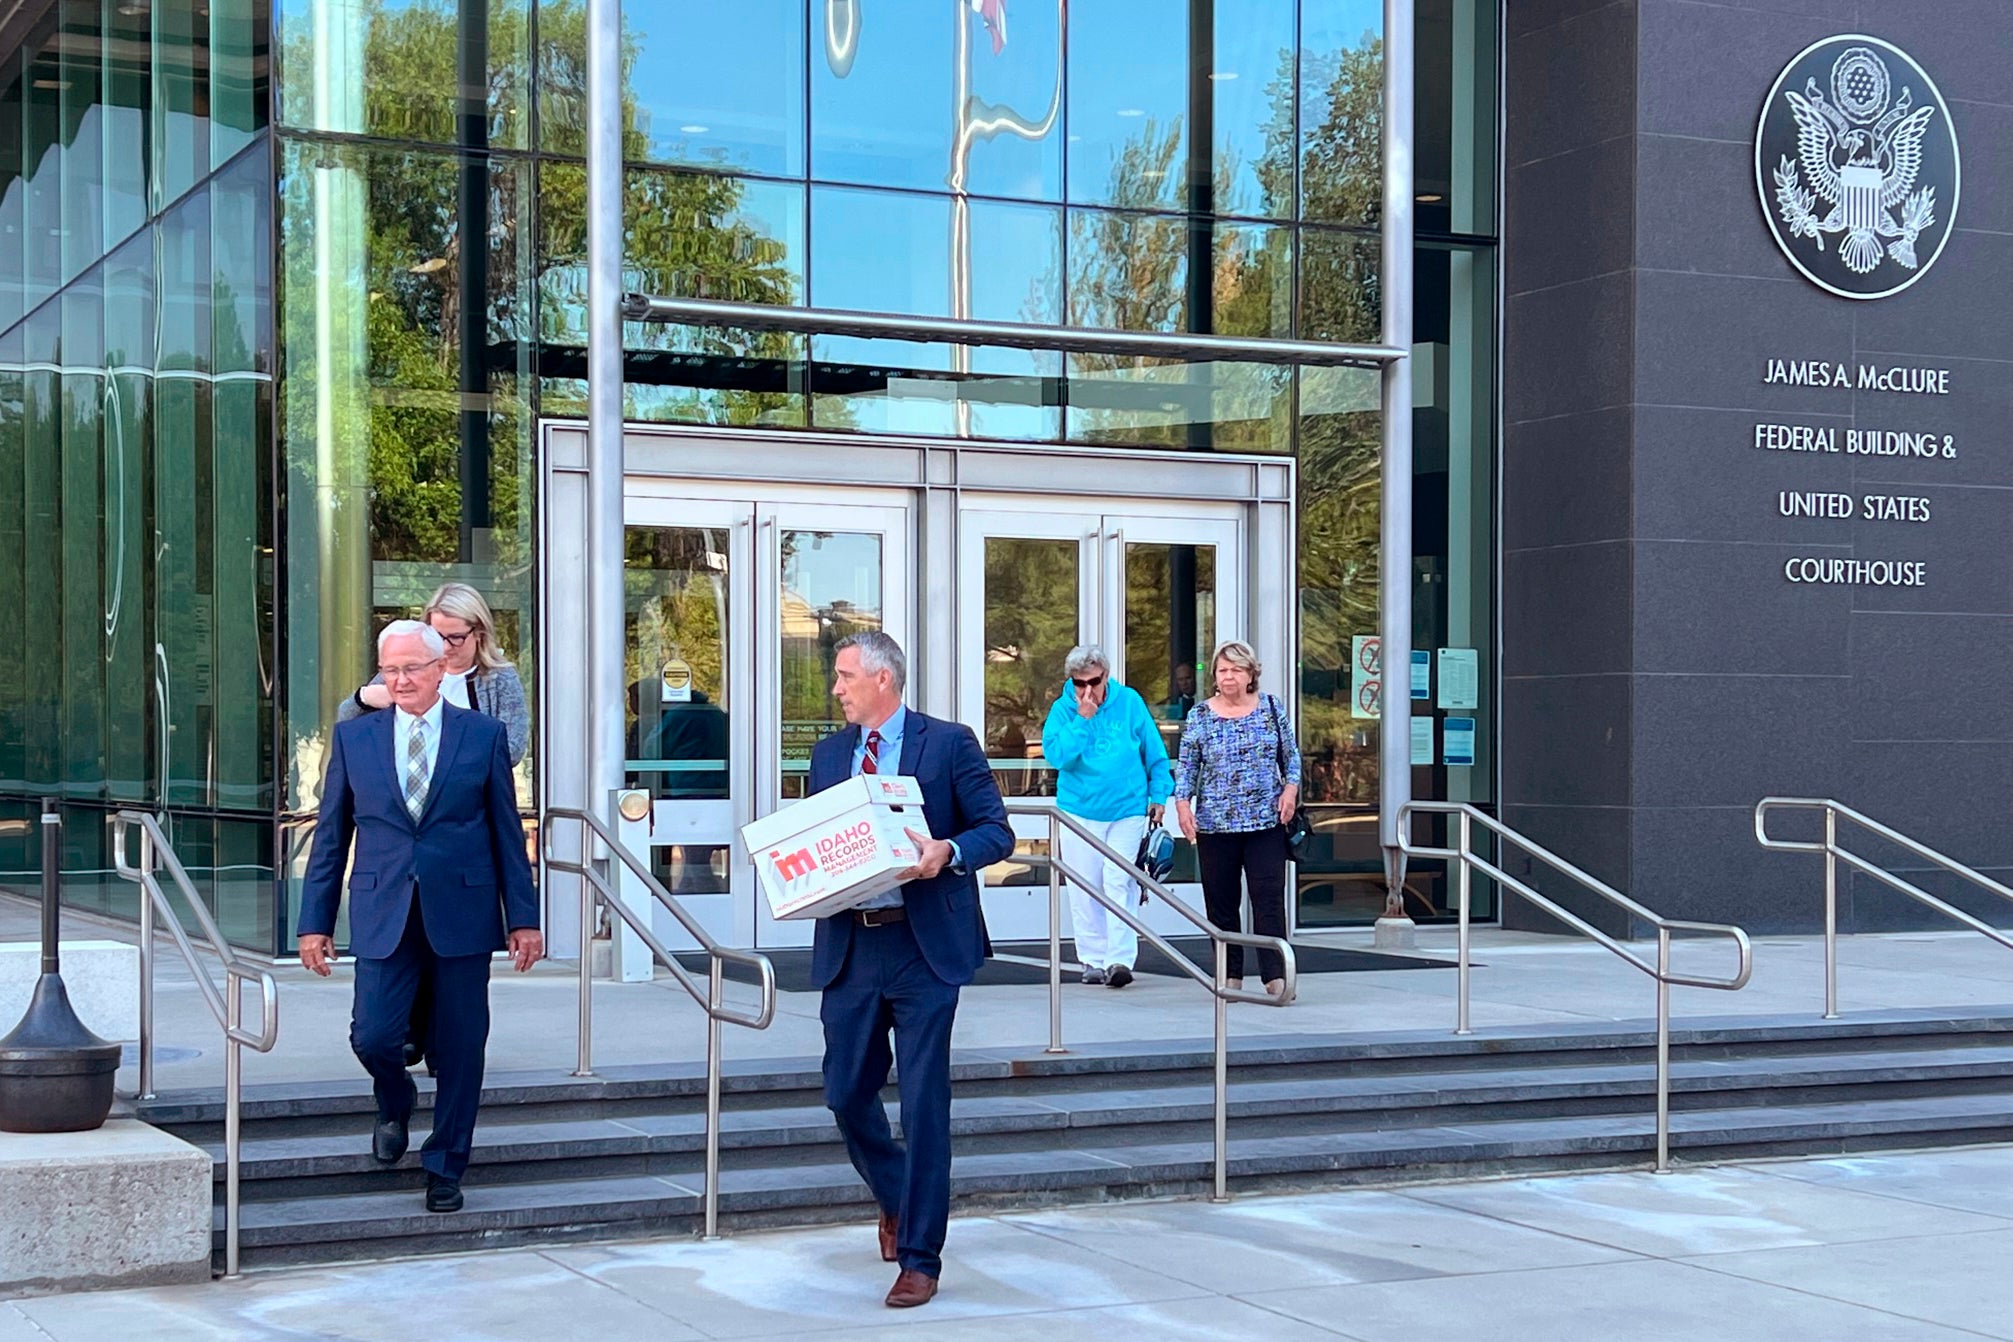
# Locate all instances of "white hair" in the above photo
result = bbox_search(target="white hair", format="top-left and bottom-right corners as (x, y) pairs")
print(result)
(378, 619), (445, 659)
(1063, 644), (1109, 678)
(836, 630), (907, 693)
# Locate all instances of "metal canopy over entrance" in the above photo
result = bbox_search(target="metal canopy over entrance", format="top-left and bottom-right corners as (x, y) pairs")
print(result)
(539, 424), (1296, 958)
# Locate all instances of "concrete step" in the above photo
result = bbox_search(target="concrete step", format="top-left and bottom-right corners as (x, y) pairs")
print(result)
(220, 1088), (2013, 1269)
(157, 1010), (2013, 1267)
(143, 1006), (2013, 1139)
(204, 1043), (2013, 1195)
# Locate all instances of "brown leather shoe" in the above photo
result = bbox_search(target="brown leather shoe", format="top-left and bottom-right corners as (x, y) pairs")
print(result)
(885, 1268), (938, 1309)
(877, 1211), (898, 1263)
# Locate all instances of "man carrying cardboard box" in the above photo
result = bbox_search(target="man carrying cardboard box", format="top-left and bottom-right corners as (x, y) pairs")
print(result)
(808, 631), (1012, 1309)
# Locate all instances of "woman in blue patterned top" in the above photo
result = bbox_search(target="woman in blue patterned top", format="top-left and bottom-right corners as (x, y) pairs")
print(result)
(1172, 640), (1302, 997)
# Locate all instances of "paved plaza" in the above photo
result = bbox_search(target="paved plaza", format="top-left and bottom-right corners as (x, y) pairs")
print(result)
(3, 1146), (2011, 1340)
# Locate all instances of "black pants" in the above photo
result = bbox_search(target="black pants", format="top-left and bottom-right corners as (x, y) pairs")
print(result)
(1197, 826), (1289, 982)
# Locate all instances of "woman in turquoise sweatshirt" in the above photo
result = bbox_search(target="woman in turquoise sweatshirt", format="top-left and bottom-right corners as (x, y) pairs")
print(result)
(1040, 645), (1173, 988)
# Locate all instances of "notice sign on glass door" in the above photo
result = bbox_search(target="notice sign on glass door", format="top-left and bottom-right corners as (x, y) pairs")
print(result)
(1437, 648), (1479, 710)
(1443, 716), (1476, 767)
(1410, 716), (1434, 765)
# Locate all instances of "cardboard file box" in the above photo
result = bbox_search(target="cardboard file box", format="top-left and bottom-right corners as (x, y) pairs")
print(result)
(741, 774), (932, 920)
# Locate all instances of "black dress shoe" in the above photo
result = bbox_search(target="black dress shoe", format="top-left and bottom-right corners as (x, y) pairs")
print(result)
(372, 1115), (409, 1165)
(425, 1176), (464, 1213)
(1105, 964), (1135, 989)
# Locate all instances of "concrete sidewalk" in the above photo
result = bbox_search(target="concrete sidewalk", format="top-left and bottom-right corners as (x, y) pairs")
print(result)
(6, 1145), (2012, 1339)
(6, 893), (2013, 1092)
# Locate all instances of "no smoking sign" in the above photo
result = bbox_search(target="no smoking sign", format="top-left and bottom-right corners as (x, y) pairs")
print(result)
(1350, 635), (1382, 720)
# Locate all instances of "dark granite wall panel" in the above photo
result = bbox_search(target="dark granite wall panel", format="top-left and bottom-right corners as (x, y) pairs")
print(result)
(1502, 0), (1642, 936)
(1500, 0), (2010, 935)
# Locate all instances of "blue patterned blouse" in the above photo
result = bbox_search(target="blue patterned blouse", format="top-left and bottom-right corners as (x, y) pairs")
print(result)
(1172, 695), (1303, 834)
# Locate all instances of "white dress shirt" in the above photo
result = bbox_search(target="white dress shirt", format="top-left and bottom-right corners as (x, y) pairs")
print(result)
(440, 667), (472, 709)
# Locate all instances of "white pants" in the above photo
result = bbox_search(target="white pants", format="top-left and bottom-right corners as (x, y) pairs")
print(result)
(1059, 813), (1148, 971)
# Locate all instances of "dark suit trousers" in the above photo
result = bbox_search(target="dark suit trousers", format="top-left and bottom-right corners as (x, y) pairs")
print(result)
(820, 920), (960, 1279)
(351, 894), (492, 1181)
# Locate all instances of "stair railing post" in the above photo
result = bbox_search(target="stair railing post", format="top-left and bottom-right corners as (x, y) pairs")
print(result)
(1823, 805), (1839, 1020)
(1211, 938), (1229, 1203)
(703, 958), (724, 1241)
(1046, 811), (1065, 1055)
(574, 821), (595, 1078)
(138, 823), (157, 1101)
(225, 982), (243, 1277)
(1455, 808), (1472, 1036)
(1654, 927), (1672, 1175)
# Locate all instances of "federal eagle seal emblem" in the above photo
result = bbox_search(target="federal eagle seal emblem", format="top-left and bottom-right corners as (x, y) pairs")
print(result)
(1755, 35), (1960, 300)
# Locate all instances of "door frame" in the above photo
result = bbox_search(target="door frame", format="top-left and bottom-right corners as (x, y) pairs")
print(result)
(957, 498), (1247, 944)
(539, 421), (1296, 956)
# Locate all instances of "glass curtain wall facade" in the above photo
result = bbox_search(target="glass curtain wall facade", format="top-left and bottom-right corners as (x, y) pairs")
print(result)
(0, 0), (1498, 950)
(0, 0), (275, 943)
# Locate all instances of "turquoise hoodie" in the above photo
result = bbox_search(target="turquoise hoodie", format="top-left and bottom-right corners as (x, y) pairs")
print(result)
(1040, 682), (1174, 822)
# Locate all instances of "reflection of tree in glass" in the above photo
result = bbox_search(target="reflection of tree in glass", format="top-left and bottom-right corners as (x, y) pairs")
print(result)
(623, 526), (729, 751)
(778, 531), (882, 738)
(1060, 122), (1288, 449)
(536, 159), (802, 428)
(981, 538), (1077, 797)
(281, 0), (807, 572)
(536, 0), (802, 429)
(1297, 382), (1380, 806)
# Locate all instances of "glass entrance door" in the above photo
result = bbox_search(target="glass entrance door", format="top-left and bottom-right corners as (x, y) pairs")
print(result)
(958, 501), (1244, 944)
(624, 488), (909, 950)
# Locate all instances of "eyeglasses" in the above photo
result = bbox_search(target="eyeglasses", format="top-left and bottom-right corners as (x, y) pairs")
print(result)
(1071, 674), (1106, 690)
(379, 659), (441, 681)
(438, 630), (474, 648)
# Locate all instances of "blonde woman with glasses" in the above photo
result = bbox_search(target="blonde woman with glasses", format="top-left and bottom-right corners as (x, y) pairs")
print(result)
(1171, 640), (1301, 999)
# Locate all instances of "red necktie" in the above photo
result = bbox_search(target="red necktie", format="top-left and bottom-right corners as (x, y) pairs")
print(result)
(862, 730), (882, 775)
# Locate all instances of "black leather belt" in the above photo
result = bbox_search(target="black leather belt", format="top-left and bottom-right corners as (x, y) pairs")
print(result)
(854, 906), (908, 927)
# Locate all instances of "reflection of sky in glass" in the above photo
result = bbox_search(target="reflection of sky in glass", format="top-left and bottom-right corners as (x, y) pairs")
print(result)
(1210, 0), (1297, 218)
(1301, 0), (1386, 83)
(783, 531), (881, 612)
(627, 0), (804, 176)
(813, 0), (954, 192)
(810, 0), (1062, 199)
(956, 0), (1064, 201)
(809, 185), (1057, 325)
(809, 186), (1061, 440)
(1066, 4), (1187, 210)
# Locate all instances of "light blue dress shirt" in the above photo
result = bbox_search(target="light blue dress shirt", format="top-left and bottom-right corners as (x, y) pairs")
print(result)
(394, 698), (445, 793)
(848, 706), (962, 910)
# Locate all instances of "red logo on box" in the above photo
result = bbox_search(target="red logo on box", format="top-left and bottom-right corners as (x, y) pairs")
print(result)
(771, 848), (817, 881)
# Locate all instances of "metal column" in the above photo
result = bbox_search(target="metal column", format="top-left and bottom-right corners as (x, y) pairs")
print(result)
(1378, 0), (1417, 920)
(586, 0), (627, 841)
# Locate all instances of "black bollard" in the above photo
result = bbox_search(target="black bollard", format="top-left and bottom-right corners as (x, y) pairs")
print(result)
(0, 802), (123, 1132)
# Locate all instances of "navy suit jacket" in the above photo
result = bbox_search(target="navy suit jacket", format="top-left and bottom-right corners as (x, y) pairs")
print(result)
(808, 711), (1013, 989)
(298, 702), (539, 960)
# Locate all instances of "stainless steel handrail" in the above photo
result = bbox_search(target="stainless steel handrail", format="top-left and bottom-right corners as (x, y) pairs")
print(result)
(541, 806), (776, 1239)
(1004, 802), (1295, 1203)
(1399, 801), (1752, 1173)
(1755, 796), (2013, 1019)
(113, 810), (281, 1279)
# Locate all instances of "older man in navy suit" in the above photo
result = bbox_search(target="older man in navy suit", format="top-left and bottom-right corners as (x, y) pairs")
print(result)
(809, 631), (1011, 1308)
(297, 620), (540, 1213)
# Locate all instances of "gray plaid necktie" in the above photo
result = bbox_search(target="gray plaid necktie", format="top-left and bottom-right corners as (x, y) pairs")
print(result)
(405, 718), (431, 820)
